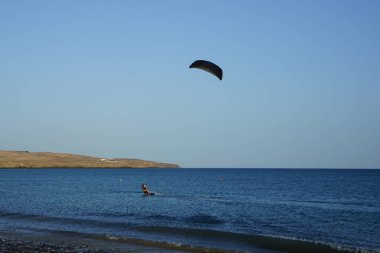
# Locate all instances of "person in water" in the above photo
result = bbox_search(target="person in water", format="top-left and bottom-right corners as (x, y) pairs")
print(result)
(141, 183), (150, 196)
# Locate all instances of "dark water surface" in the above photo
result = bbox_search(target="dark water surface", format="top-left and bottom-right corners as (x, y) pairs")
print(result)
(0, 169), (379, 252)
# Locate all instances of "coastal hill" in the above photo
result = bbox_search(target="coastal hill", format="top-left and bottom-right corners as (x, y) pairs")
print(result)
(0, 150), (180, 168)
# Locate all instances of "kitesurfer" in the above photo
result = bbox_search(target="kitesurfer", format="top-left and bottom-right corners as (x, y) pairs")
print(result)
(141, 183), (151, 196)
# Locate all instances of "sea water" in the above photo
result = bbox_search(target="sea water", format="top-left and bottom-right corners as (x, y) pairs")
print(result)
(0, 169), (379, 252)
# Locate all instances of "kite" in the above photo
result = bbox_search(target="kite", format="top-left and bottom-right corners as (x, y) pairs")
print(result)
(189, 60), (223, 80)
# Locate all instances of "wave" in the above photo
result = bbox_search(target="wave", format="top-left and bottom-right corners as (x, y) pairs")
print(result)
(28, 229), (239, 253)
(0, 210), (377, 253)
(0, 210), (225, 227)
(22, 226), (377, 253)
(0, 211), (136, 231)
(135, 225), (376, 253)
(88, 212), (225, 226)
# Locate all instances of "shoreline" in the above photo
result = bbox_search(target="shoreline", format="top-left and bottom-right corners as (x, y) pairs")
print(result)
(0, 228), (242, 253)
(0, 227), (359, 253)
(0, 229), (171, 253)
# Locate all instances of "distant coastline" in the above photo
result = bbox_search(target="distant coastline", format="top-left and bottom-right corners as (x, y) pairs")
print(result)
(0, 150), (180, 169)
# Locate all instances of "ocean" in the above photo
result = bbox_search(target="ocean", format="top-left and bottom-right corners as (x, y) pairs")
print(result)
(0, 169), (379, 253)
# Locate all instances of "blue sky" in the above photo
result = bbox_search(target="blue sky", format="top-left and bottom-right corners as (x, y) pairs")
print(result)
(1, 0), (379, 168)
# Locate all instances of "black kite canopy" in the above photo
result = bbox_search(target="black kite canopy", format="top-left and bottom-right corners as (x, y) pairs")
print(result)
(189, 60), (223, 80)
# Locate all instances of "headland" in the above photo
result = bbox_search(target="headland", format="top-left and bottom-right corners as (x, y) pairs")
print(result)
(0, 150), (179, 168)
